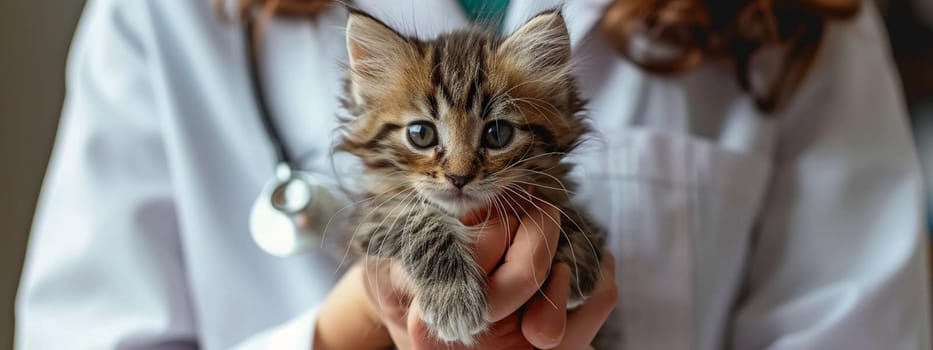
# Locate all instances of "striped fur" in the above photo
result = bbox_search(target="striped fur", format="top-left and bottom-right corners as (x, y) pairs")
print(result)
(336, 9), (605, 345)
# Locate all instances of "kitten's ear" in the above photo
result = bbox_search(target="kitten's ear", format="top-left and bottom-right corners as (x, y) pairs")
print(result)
(346, 9), (414, 80)
(499, 10), (571, 73)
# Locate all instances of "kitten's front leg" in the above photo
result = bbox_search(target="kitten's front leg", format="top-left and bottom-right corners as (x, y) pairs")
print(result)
(400, 210), (488, 345)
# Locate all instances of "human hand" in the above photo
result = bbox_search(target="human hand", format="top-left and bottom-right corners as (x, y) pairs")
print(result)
(314, 263), (394, 350)
(363, 199), (618, 349)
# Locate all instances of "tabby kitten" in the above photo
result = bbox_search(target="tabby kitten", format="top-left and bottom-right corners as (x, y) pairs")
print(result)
(337, 9), (606, 344)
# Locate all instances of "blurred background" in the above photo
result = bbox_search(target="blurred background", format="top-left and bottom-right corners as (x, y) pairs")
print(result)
(1, 0), (87, 348)
(0, 0), (931, 348)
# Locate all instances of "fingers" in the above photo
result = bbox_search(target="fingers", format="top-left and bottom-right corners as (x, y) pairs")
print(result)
(487, 201), (562, 322)
(314, 263), (394, 349)
(406, 308), (437, 350)
(366, 261), (514, 350)
(364, 189), (581, 349)
(461, 186), (542, 275)
(362, 260), (411, 326)
(459, 203), (494, 226)
(386, 316), (414, 350)
(408, 310), (535, 350)
(521, 262), (571, 349)
(554, 251), (618, 350)
(397, 252), (617, 350)
(480, 314), (537, 350)
(361, 260), (417, 349)
(467, 207), (519, 274)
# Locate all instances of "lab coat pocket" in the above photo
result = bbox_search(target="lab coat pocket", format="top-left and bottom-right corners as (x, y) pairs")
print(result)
(574, 128), (772, 350)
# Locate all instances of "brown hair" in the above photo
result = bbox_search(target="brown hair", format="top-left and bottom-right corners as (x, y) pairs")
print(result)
(224, 0), (861, 112)
(600, 0), (860, 112)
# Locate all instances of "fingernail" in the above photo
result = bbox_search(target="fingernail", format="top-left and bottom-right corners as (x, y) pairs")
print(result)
(531, 327), (564, 348)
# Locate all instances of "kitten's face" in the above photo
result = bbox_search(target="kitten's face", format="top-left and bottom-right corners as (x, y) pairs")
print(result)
(339, 10), (586, 216)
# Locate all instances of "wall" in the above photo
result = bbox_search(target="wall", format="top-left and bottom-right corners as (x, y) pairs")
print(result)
(0, 0), (86, 348)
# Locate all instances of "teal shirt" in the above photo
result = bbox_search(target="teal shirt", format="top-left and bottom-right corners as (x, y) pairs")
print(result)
(457, 0), (511, 32)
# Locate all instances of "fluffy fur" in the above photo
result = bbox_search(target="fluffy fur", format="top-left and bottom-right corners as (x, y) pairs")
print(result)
(336, 9), (605, 345)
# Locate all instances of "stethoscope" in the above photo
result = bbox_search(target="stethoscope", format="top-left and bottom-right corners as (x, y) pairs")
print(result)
(244, 18), (345, 257)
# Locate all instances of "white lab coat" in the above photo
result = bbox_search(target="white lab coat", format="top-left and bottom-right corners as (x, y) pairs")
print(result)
(15, 0), (930, 349)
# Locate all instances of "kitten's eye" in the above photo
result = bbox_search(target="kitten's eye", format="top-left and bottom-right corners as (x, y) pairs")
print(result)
(482, 121), (514, 149)
(407, 122), (438, 148)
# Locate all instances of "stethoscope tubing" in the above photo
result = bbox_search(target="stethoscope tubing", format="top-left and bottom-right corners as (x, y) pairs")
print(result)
(245, 18), (295, 168)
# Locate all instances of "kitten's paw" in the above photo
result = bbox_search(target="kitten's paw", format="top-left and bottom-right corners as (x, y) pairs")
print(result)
(566, 259), (601, 311)
(425, 313), (487, 345)
(419, 288), (489, 345)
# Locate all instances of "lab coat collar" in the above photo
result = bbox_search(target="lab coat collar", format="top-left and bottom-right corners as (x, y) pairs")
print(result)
(351, 0), (472, 38)
(351, 0), (613, 49)
(505, 0), (612, 49)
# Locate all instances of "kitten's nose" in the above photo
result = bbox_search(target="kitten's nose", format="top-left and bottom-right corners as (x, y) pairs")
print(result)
(445, 173), (475, 189)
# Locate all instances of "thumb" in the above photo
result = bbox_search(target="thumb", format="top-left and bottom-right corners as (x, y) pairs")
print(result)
(407, 307), (443, 350)
(407, 304), (475, 350)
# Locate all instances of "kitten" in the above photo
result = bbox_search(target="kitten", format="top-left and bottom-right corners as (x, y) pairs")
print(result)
(336, 9), (606, 345)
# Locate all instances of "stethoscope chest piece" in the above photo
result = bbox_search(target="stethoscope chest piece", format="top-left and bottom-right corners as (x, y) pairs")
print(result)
(249, 163), (345, 256)
(244, 22), (348, 257)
